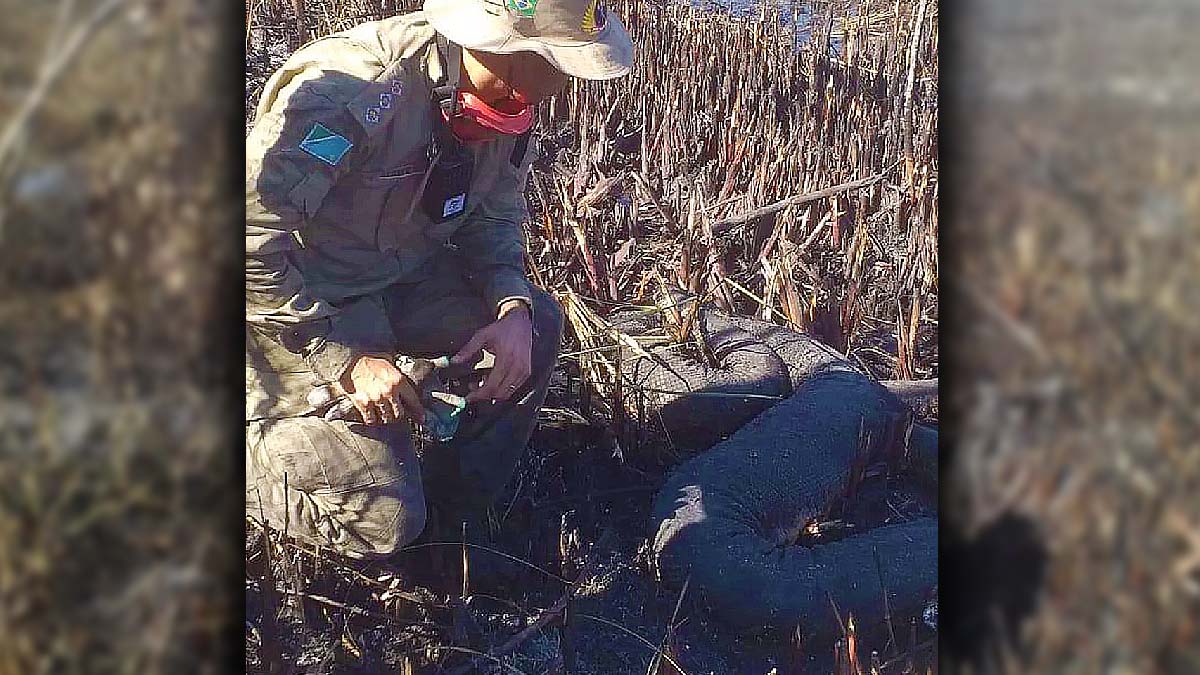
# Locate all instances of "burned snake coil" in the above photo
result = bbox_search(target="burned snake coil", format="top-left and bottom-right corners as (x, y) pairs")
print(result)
(611, 299), (937, 641)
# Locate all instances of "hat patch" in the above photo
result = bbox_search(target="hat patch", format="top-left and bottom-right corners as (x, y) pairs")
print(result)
(298, 123), (353, 166)
(582, 0), (607, 33)
(504, 0), (538, 18)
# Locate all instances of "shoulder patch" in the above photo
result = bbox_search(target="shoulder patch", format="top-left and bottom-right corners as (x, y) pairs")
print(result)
(298, 123), (354, 166)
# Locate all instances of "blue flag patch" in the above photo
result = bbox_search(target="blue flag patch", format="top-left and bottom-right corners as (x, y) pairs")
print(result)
(299, 123), (353, 166)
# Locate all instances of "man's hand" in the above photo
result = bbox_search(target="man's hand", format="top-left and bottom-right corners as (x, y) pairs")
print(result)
(453, 301), (533, 403)
(340, 356), (425, 425)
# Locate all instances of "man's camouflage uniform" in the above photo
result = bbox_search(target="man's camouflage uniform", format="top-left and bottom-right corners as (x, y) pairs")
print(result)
(246, 13), (562, 558)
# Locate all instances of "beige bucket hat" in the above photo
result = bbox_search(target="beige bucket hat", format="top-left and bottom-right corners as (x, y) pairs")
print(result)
(422, 0), (635, 80)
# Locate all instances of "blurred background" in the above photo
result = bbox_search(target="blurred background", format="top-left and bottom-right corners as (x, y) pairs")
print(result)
(943, 0), (1200, 671)
(1, 0), (1197, 673)
(0, 1), (241, 673)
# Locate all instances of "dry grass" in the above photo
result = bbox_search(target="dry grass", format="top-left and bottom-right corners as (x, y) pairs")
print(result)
(245, 0), (938, 672)
(1, 1), (239, 673)
(941, 1), (1200, 672)
(523, 0), (938, 430)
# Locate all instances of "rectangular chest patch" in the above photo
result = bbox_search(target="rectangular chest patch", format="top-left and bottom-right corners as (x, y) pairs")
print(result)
(298, 123), (353, 166)
(442, 193), (466, 218)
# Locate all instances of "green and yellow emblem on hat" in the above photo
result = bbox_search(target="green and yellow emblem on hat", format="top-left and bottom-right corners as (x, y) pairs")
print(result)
(424, 0), (635, 80)
(581, 0), (607, 33)
(504, 0), (539, 18)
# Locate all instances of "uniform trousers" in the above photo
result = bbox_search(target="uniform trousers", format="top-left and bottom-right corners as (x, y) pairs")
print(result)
(245, 257), (562, 558)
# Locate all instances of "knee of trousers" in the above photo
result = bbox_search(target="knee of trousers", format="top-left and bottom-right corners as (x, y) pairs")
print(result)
(338, 478), (427, 558)
(247, 417), (426, 558)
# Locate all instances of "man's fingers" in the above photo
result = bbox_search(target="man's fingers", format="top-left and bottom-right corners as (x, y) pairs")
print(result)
(494, 360), (531, 401)
(378, 372), (405, 423)
(453, 329), (491, 365)
(377, 400), (396, 424)
(384, 396), (404, 423)
(487, 355), (515, 400)
(504, 363), (532, 398)
(467, 358), (508, 403)
(491, 363), (519, 401)
(352, 393), (378, 424)
(379, 376), (402, 422)
(395, 380), (425, 421)
(370, 379), (397, 424)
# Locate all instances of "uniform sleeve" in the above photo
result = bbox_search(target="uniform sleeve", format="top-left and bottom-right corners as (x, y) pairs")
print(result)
(451, 132), (536, 314)
(246, 70), (394, 384)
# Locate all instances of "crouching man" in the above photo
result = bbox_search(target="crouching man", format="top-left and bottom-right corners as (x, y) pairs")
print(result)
(245, 0), (634, 558)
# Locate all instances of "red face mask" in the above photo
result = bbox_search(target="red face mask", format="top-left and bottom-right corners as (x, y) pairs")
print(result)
(442, 91), (534, 142)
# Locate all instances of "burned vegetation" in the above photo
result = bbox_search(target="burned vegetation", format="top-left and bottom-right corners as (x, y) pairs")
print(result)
(246, 0), (939, 672)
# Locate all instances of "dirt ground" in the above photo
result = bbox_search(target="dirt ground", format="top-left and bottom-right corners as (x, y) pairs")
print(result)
(246, 362), (939, 673)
